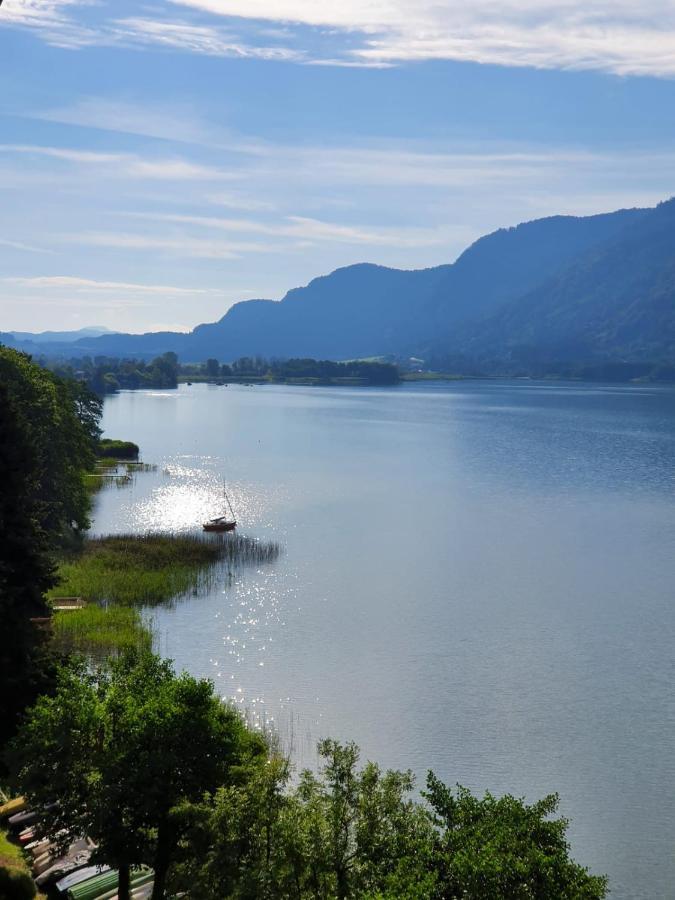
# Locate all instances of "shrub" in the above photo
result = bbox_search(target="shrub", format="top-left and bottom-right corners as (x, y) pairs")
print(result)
(97, 439), (139, 460)
(0, 867), (36, 900)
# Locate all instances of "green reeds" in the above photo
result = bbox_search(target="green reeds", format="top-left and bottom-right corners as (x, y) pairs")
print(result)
(52, 605), (152, 657)
(49, 532), (281, 606)
(84, 460), (156, 494)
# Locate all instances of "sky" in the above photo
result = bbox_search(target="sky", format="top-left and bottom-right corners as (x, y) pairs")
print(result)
(2, 1), (675, 333)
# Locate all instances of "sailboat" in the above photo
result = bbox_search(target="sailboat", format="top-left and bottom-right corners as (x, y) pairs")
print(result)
(203, 483), (237, 532)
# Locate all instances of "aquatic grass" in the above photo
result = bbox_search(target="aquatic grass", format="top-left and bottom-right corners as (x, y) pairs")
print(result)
(84, 471), (132, 495)
(50, 532), (281, 606)
(52, 605), (153, 657)
(84, 460), (155, 495)
(95, 456), (124, 469)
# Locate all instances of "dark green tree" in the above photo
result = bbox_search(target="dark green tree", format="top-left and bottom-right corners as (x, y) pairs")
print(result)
(424, 774), (608, 899)
(0, 383), (57, 756)
(205, 358), (220, 377)
(12, 650), (267, 900)
(0, 347), (101, 544)
(180, 739), (436, 900)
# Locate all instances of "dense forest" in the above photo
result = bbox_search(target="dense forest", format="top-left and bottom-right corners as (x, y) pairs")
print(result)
(35, 352), (400, 394)
(42, 352), (180, 394)
(0, 346), (608, 899)
(181, 356), (400, 385)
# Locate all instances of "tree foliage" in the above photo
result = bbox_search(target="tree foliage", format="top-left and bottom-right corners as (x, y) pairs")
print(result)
(0, 347), (101, 542)
(44, 352), (179, 394)
(12, 650), (267, 900)
(423, 774), (608, 899)
(174, 739), (605, 900)
(0, 347), (102, 754)
(0, 381), (56, 755)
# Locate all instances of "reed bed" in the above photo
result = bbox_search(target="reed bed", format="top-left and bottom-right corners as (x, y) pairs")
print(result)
(84, 460), (156, 494)
(50, 532), (281, 607)
(52, 605), (152, 657)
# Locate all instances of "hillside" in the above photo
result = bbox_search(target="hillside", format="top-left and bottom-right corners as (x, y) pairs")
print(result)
(451, 198), (675, 368)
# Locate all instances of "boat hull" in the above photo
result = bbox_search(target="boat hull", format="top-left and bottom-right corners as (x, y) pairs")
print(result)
(203, 521), (236, 532)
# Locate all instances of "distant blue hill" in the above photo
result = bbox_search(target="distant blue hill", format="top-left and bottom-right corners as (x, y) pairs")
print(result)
(7, 200), (675, 369)
(7, 326), (118, 344)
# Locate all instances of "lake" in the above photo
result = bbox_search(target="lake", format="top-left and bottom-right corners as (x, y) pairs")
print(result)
(95, 380), (675, 899)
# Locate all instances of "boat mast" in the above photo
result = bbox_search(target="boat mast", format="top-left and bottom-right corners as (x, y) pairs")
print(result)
(223, 482), (236, 520)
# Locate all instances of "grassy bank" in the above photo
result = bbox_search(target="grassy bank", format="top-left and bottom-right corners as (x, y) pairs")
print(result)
(49, 532), (281, 606)
(53, 605), (153, 657)
(0, 827), (43, 899)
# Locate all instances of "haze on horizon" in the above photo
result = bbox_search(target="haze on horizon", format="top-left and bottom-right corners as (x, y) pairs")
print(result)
(3, 0), (675, 333)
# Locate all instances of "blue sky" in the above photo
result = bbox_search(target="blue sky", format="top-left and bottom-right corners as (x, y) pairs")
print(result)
(2, 0), (675, 333)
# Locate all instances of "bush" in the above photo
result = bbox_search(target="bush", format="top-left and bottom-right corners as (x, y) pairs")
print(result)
(0, 867), (36, 900)
(97, 439), (139, 459)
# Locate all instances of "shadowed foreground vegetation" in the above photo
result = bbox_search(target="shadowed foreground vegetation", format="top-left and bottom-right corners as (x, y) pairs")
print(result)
(49, 532), (281, 606)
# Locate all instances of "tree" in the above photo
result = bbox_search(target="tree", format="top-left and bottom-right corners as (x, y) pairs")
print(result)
(205, 358), (220, 378)
(424, 774), (608, 899)
(12, 650), (268, 900)
(297, 740), (434, 900)
(180, 739), (435, 900)
(0, 383), (57, 756)
(0, 347), (101, 544)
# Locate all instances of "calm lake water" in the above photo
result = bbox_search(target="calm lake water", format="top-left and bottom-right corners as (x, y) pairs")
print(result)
(95, 380), (675, 899)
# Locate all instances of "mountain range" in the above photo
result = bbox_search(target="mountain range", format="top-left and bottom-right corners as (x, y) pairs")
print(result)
(4, 198), (675, 372)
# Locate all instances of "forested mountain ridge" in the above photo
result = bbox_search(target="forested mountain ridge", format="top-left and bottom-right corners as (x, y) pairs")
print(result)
(445, 198), (675, 368)
(6, 201), (674, 369)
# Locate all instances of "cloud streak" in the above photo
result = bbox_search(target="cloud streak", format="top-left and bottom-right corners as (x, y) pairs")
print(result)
(4, 0), (675, 76)
(0, 144), (236, 180)
(3, 275), (218, 294)
(61, 231), (273, 260)
(122, 210), (471, 248)
(0, 237), (53, 254)
(167, 0), (675, 77)
(112, 17), (304, 61)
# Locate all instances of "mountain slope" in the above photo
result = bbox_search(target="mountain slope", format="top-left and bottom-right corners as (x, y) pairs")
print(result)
(454, 198), (675, 366)
(186, 208), (646, 360)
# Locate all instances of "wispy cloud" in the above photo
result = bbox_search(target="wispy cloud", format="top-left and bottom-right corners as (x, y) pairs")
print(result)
(166, 0), (675, 77)
(2, 2), (304, 60)
(122, 210), (468, 248)
(1, 0), (102, 48)
(5, 0), (675, 76)
(0, 144), (235, 180)
(0, 237), (53, 254)
(3, 275), (219, 294)
(35, 98), (217, 145)
(112, 17), (304, 61)
(62, 231), (275, 259)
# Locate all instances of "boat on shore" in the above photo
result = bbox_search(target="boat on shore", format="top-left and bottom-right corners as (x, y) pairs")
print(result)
(203, 484), (237, 532)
